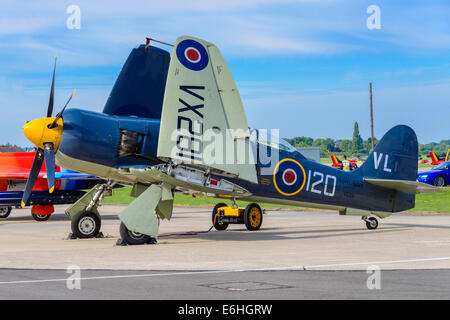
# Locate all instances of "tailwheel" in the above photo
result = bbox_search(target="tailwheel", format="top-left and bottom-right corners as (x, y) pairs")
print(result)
(365, 217), (378, 230)
(0, 206), (12, 218)
(244, 203), (263, 231)
(212, 203), (228, 231)
(119, 222), (154, 245)
(71, 211), (101, 238)
(32, 213), (51, 222)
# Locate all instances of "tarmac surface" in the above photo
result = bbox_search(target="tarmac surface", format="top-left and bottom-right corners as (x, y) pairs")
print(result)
(1, 205), (450, 299)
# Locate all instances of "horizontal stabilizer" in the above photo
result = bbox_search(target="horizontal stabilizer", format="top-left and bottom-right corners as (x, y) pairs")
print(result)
(364, 178), (442, 194)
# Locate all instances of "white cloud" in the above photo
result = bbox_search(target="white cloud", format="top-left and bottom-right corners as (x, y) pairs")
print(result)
(0, 0), (447, 70)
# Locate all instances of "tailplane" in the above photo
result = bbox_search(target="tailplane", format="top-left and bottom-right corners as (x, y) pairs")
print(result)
(359, 125), (440, 195)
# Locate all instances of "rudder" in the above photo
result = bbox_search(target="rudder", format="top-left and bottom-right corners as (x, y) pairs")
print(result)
(359, 125), (418, 181)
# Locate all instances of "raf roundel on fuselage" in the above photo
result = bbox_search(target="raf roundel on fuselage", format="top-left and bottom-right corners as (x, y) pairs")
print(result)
(273, 158), (306, 196)
(176, 39), (209, 71)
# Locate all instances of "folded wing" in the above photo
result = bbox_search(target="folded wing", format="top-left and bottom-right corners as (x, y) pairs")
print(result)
(157, 36), (257, 184)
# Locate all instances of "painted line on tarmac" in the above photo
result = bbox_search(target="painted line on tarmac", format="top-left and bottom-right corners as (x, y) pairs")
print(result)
(303, 256), (450, 269)
(1, 256), (450, 285)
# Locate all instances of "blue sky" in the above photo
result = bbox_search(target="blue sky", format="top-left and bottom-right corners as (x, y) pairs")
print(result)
(0, 0), (449, 146)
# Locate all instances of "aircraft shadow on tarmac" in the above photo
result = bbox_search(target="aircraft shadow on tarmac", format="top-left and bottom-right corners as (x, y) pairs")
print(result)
(4, 209), (448, 243)
(158, 226), (407, 243)
(384, 222), (450, 230)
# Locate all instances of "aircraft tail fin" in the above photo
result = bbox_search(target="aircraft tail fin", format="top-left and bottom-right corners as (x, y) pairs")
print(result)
(358, 125), (418, 181)
(430, 151), (440, 163)
(330, 154), (340, 166)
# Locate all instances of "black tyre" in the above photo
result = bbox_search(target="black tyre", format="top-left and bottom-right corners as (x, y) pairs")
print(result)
(244, 203), (263, 231)
(0, 206), (11, 218)
(119, 222), (150, 245)
(366, 217), (378, 230)
(433, 176), (446, 187)
(71, 211), (101, 239)
(212, 203), (228, 231)
(32, 213), (51, 222)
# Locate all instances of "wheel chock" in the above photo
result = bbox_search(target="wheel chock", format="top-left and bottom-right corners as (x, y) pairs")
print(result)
(115, 237), (157, 246)
(66, 231), (105, 240)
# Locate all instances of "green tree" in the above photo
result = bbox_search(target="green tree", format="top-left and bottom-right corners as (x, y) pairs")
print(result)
(312, 138), (335, 156)
(284, 136), (314, 148)
(352, 122), (363, 154)
(337, 139), (353, 155)
(363, 137), (378, 154)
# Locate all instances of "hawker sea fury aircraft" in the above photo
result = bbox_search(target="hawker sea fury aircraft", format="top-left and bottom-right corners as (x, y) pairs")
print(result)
(20, 36), (440, 244)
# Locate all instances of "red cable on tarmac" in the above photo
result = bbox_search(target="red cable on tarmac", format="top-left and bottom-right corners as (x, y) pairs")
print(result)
(157, 214), (218, 238)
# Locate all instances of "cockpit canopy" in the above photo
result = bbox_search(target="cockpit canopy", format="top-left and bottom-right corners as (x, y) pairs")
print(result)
(250, 128), (301, 154)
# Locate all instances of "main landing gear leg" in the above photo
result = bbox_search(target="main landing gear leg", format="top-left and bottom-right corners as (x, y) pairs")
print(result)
(66, 181), (116, 239)
(117, 183), (174, 246)
(362, 216), (379, 230)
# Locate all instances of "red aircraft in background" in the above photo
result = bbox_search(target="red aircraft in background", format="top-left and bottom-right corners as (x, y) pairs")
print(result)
(330, 154), (362, 170)
(429, 149), (450, 165)
(0, 152), (103, 221)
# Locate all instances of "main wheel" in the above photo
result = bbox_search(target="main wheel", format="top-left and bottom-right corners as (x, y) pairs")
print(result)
(433, 176), (446, 187)
(244, 203), (263, 231)
(212, 203), (228, 231)
(119, 222), (151, 245)
(32, 213), (51, 222)
(71, 211), (101, 239)
(365, 217), (378, 230)
(0, 206), (11, 218)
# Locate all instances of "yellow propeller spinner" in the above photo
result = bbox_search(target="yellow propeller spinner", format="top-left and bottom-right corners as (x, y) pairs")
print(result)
(23, 117), (64, 151)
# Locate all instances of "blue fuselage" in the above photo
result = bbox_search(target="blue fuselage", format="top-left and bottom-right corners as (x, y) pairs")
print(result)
(58, 109), (415, 213)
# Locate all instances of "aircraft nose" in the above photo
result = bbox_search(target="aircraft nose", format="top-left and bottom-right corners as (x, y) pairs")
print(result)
(23, 119), (44, 148)
(22, 117), (64, 151)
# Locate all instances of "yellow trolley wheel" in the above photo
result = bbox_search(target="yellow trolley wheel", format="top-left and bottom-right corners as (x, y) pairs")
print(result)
(212, 203), (229, 231)
(244, 203), (263, 231)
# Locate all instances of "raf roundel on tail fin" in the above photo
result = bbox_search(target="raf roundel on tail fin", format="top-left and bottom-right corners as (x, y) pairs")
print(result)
(359, 125), (418, 181)
(176, 39), (209, 71)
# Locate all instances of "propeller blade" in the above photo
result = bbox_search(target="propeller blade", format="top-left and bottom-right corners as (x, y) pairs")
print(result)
(44, 143), (55, 193)
(49, 89), (75, 128)
(47, 55), (57, 118)
(21, 149), (45, 208)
